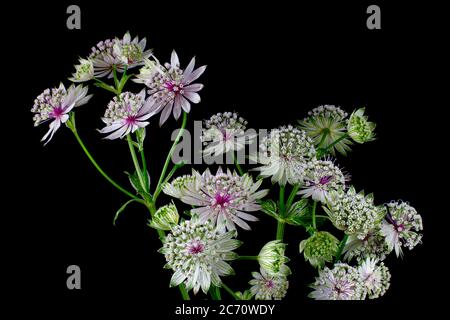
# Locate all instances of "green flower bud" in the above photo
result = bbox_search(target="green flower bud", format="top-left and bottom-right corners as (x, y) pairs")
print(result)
(258, 240), (291, 276)
(148, 203), (179, 231)
(299, 231), (339, 268)
(347, 108), (376, 143)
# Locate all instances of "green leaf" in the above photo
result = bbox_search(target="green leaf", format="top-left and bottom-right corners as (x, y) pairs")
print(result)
(125, 170), (148, 195)
(260, 199), (279, 219)
(285, 199), (327, 227)
(93, 81), (117, 94)
(113, 199), (137, 225)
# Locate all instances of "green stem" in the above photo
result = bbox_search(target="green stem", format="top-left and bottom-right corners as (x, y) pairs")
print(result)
(67, 116), (142, 203)
(153, 162), (185, 201)
(286, 184), (300, 210)
(279, 185), (286, 215)
(153, 112), (188, 202)
(276, 221), (285, 241)
(276, 185), (286, 240)
(140, 147), (149, 193)
(233, 152), (244, 175)
(311, 201), (317, 230)
(237, 255), (258, 260)
(209, 285), (222, 300)
(178, 283), (190, 300)
(334, 234), (349, 263)
(221, 283), (239, 300)
(126, 135), (147, 193)
(318, 130), (329, 148)
(320, 133), (349, 155)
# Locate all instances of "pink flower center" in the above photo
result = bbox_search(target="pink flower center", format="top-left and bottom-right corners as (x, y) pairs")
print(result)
(213, 193), (232, 208)
(50, 106), (64, 119)
(125, 115), (137, 125)
(265, 280), (274, 289)
(319, 175), (333, 185)
(164, 80), (183, 93)
(187, 240), (205, 255)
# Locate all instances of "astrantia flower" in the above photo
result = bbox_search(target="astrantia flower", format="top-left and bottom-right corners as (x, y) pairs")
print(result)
(88, 32), (152, 78)
(148, 203), (180, 231)
(358, 257), (391, 299)
(249, 268), (289, 300)
(343, 231), (390, 262)
(69, 58), (94, 82)
(141, 50), (206, 126)
(202, 112), (253, 157)
(299, 231), (339, 268)
(257, 240), (291, 276)
(347, 108), (376, 143)
(381, 201), (423, 257)
(324, 187), (386, 239)
(298, 159), (348, 203)
(163, 167), (268, 233)
(113, 31), (152, 67)
(298, 105), (352, 156)
(99, 89), (151, 140)
(309, 263), (366, 300)
(31, 83), (92, 145)
(253, 126), (316, 186)
(159, 217), (241, 294)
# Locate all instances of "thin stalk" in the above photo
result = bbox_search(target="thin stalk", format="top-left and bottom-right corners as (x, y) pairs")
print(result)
(178, 283), (190, 300)
(311, 200), (317, 230)
(153, 112), (188, 202)
(67, 117), (141, 203)
(334, 234), (349, 263)
(140, 147), (149, 192)
(126, 135), (147, 193)
(276, 222), (285, 241)
(276, 185), (286, 240)
(286, 184), (300, 210)
(236, 255), (258, 261)
(321, 133), (349, 154)
(233, 152), (244, 175)
(221, 283), (239, 300)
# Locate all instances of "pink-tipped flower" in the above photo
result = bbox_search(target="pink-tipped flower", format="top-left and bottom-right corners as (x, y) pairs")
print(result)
(163, 167), (268, 233)
(99, 89), (151, 140)
(140, 50), (206, 126)
(32, 83), (92, 145)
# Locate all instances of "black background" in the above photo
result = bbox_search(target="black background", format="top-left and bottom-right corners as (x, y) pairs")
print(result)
(5, 0), (445, 317)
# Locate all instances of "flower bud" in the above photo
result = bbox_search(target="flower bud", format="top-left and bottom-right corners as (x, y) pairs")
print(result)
(299, 231), (339, 268)
(347, 108), (376, 143)
(257, 240), (291, 276)
(148, 203), (179, 231)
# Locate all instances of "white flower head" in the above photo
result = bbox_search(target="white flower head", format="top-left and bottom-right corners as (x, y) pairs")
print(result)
(343, 231), (390, 262)
(202, 112), (254, 157)
(358, 257), (391, 299)
(159, 217), (241, 294)
(253, 125), (316, 186)
(113, 31), (152, 67)
(142, 50), (206, 126)
(69, 58), (94, 82)
(99, 89), (151, 140)
(298, 159), (348, 203)
(324, 187), (386, 239)
(309, 263), (366, 300)
(298, 105), (352, 156)
(381, 201), (423, 257)
(164, 167), (268, 233)
(249, 268), (289, 300)
(148, 202), (180, 231)
(88, 32), (152, 78)
(31, 83), (92, 145)
(258, 240), (291, 276)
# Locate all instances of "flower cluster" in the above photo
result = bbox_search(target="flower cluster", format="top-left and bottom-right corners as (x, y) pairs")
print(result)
(139, 51), (206, 126)
(249, 268), (289, 300)
(298, 159), (348, 203)
(299, 231), (339, 268)
(202, 112), (252, 156)
(343, 232), (390, 262)
(159, 217), (241, 294)
(99, 89), (151, 139)
(298, 105), (352, 156)
(31, 83), (92, 144)
(381, 201), (423, 257)
(254, 125), (316, 185)
(358, 258), (391, 299)
(163, 168), (268, 233)
(324, 187), (386, 239)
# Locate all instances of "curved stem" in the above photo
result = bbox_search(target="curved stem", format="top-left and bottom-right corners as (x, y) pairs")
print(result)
(153, 112), (188, 202)
(126, 135), (147, 193)
(221, 282), (239, 300)
(334, 234), (349, 263)
(68, 119), (142, 203)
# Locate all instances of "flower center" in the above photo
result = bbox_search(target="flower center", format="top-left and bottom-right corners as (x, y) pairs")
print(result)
(265, 280), (275, 289)
(125, 115), (137, 125)
(213, 193), (232, 208)
(187, 240), (205, 255)
(122, 44), (142, 64)
(319, 175), (333, 185)
(50, 106), (64, 119)
(164, 80), (183, 93)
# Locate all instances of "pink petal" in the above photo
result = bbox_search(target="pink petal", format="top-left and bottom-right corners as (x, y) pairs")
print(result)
(183, 83), (204, 92)
(183, 91), (201, 104)
(159, 101), (174, 126)
(183, 65), (206, 85)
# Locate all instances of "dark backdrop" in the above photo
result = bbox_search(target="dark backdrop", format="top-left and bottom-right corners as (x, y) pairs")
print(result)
(5, 0), (444, 317)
